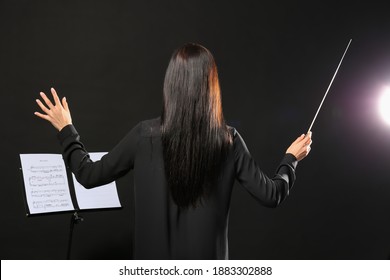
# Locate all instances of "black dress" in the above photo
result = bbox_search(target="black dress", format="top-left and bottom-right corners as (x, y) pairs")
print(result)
(58, 117), (298, 259)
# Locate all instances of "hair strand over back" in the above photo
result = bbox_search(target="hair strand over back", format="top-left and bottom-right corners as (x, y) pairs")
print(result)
(161, 43), (232, 209)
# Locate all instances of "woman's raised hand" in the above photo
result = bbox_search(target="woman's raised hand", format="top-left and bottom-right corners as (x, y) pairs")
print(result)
(286, 132), (312, 161)
(34, 88), (72, 131)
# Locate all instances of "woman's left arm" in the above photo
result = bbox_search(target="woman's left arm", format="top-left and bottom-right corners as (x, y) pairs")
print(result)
(34, 88), (138, 188)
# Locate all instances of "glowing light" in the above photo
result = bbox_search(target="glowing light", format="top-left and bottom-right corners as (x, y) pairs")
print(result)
(379, 88), (390, 125)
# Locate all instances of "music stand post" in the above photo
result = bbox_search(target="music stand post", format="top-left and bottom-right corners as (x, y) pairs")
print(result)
(67, 211), (84, 260)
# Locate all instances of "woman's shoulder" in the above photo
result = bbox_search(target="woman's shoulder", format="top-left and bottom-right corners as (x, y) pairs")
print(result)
(134, 118), (239, 138)
(226, 125), (248, 152)
(226, 125), (237, 137)
(137, 117), (161, 137)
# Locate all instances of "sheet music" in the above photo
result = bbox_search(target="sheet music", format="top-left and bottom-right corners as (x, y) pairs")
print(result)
(19, 154), (75, 214)
(72, 152), (121, 210)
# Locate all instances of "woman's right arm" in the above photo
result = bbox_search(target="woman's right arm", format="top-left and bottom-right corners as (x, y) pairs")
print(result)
(234, 130), (312, 207)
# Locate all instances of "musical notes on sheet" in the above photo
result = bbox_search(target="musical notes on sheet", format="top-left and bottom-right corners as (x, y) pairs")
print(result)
(20, 154), (75, 214)
(32, 199), (71, 210)
(29, 174), (66, 187)
(29, 165), (63, 173)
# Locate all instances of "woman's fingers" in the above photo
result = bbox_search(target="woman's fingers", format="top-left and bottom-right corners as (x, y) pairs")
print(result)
(34, 111), (51, 121)
(35, 98), (50, 114)
(51, 88), (61, 106)
(303, 132), (312, 154)
(38, 88), (65, 111)
(294, 134), (305, 144)
(306, 133), (312, 147)
(301, 132), (312, 147)
(62, 97), (69, 112)
(35, 88), (73, 131)
(40, 91), (54, 108)
(34, 111), (49, 120)
(286, 131), (313, 161)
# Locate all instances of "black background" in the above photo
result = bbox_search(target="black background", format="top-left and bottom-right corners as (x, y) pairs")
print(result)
(1, 0), (390, 260)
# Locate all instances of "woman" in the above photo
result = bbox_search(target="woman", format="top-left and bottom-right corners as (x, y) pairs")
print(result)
(35, 43), (312, 259)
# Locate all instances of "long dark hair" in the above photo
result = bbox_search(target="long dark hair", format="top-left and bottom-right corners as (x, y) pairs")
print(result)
(161, 43), (232, 209)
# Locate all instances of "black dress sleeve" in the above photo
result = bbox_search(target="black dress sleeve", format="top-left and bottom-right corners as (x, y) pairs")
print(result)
(233, 129), (298, 207)
(57, 123), (141, 188)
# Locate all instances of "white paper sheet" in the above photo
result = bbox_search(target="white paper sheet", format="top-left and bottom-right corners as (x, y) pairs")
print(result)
(72, 152), (121, 210)
(19, 154), (75, 214)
